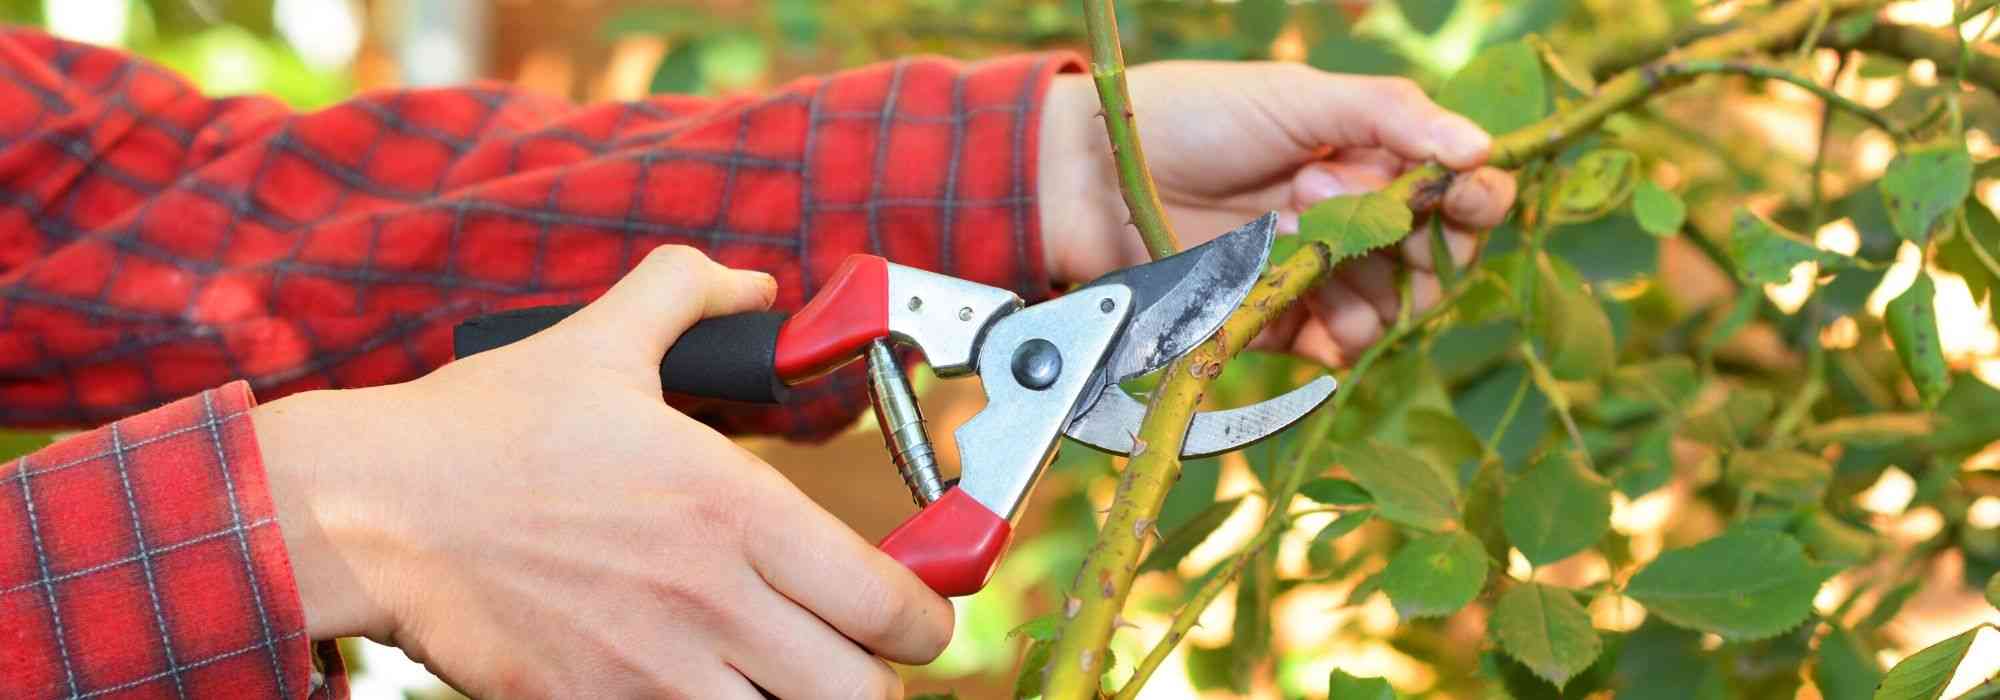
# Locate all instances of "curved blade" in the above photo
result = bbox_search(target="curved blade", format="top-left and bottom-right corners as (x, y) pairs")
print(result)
(1064, 375), (1337, 459)
(1081, 212), (1276, 386)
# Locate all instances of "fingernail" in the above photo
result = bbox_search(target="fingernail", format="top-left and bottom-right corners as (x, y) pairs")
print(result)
(1277, 211), (1299, 234)
(1294, 167), (1346, 203)
(1436, 118), (1492, 166)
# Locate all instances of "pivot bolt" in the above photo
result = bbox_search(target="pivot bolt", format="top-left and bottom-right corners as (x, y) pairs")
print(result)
(1012, 338), (1062, 390)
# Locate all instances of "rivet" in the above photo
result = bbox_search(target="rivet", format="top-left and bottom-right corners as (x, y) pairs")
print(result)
(958, 306), (974, 321)
(907, 296), (923, 311)
(1100, 298), (1115, 313)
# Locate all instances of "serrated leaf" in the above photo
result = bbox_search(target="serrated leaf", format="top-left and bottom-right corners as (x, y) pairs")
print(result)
(1438, 41), (1549, 135)
(1873, 626), (1982, 700)
(1300, 192), (1414, 264)
(1800, 413), (1935, 447)
(1626, 530), (1831, 641)
(1492, 583), (1604, 689)
(1532, 253), (1616, 381)
(1633, 181), (1687, 237)
(1881, 144), (1973, 245)
(1139, 497), (1241, 574)
(1007, 614), (1062, 642)
(1815, 624), (1883, 700)
(1301, 478), (1373, 506)
(1332, 440), (1460, 531)
(1379, 531), (1488, 619)
(1886, 272), (1952, 408)
(1503, 451), (1613, 565)
(1329, 669), (1397, 699)
(1727, 448), (1832, 503)
(1729, 210), (1855, 285)
(1555, 149), (1640, 220)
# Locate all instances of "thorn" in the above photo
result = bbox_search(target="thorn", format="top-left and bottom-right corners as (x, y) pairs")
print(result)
(1133, 518), (1154, 539)
(1112, 615), (1140, 631)
(1065, 596), (1083, 618)
(1098, 570), (1117, 598)
(1131, 437), (1149, 458)
(1151, 522), (1165, 541)
(1080, 650), (1096, 672)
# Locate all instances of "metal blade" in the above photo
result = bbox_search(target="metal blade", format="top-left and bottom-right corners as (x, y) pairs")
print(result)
(1064, 375), (1337, 459)
(1080, 212), (1276, 386)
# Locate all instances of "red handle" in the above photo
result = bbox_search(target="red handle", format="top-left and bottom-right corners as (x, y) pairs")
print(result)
(774, 255), (891, 381)
(879, 488), (1013, 597)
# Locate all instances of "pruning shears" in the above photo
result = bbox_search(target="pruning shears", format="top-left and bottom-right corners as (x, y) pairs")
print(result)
(451, 213), (1336, 596)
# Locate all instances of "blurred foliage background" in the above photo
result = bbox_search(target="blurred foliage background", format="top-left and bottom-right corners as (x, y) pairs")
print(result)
(6, 0), (2000, 698)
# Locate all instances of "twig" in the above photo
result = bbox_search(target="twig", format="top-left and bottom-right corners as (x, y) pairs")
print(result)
(1081, 0), (1179, 259)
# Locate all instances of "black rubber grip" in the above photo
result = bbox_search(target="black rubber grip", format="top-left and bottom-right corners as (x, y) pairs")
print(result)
(453, 305), (790, 404)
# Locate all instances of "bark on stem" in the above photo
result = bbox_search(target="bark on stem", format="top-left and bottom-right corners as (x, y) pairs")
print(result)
(1047, 1), (1915, 697)
(1082, 0), (1179, 259)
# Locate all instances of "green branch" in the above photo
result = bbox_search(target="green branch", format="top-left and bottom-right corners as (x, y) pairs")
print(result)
(1081, 0), (1179, 259)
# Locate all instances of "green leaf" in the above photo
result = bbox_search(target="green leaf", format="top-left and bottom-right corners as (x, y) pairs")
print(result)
(1301, 478), (1374, 506)
(1438, 41), (1550, 135)
(1007, 614), (1062, 642)
(1502, 451), (1614, 565)
(1379, 531), (1489, 619)
(1159, 457), (1222, 534)
(1614, 423), (1676, 498)
(1397, 0), (1456, 33)
(1555, 149), (1641, 220)
(650, 39), (707, 94)
(1985, 571), (1999, 609)
(1491, 583), (1604, 689)
(1532, 254), (1616, 381)
(1608, 356), (1700, 411)
(1139, 497), (1241, 574)
(1815, 624), (1883, 700)
(1886, 272), (1952, 408)
(1332, 440), (1460, 531)
(1300, 192), (1415, 264)
(1799, 413), (1935, 447)
(1880, 144), (1973, 245)
(1683, 388), (1775, 448)
(1015, 636), (1053, 698)
(1309, 510), (1374, 573)
(1632, 181), (1688, 237)
(1306, 35), (1410, 76)
(1615, 621), (1730, 700)
(1799, 510), (1876, 567)
(1874, 626), (1982, 700)
(1625, 530), (1831, 641)
(1329, 669), (1397, 699)
(1701, 284), (1765, 362)
(1234, 0), (1289, 49)
(1405, 408), (1486, 474)
(1937, 197), (2000, 301)
(1728, 210), (1854, 285)
(1267, 234), (1306, 267)
(1726, 448), (1832, 503)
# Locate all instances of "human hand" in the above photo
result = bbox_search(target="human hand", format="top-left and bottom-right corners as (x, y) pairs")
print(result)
(253, 246), (953, 699)
(1038, 61), (1518, 366)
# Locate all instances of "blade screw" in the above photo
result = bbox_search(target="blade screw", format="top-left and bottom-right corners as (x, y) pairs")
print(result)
(958, 306), (974, 321)
(1012, 338), (1061, 390)
(1100, 298), (1115, 313)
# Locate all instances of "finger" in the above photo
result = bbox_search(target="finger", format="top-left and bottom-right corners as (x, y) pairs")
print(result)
(746, 483), (955, 664)
(1409, 270), (1443, 314)
(1291, 162), (1394, 211)
(726, 578), (903, 700)
(1305, 278), (1385, 363)
(567, 244), (779, 361)
(1287, 313), (1344, 369)
(1287, 72), (1491, 169)
(1325, 147), (1407, 177)
(1398, 220), (1481, 272)
(1442, 166), (1518, 230)
(705, 665), (766, 700)
(1333, 252), (1400, 325)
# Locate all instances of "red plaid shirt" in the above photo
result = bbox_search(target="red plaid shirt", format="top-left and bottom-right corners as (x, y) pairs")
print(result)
(0, 28), (1078, 698)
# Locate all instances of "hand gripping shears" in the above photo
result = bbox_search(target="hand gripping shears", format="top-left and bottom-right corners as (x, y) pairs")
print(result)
(451, 213), (1336, 596)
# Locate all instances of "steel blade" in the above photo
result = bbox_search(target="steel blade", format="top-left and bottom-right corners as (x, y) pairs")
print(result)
(1064, 375), (1336, 459)
(1080, 212), (1276, 386)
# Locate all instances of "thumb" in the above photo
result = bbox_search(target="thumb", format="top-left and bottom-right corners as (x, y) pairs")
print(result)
(564, 245), (777, 362)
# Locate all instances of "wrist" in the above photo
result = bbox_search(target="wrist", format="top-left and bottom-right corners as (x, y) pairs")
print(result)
(253, 388), (407, 642)
(1037, 73), (1128, 285)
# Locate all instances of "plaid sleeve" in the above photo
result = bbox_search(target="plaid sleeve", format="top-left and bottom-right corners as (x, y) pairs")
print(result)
(0, 27), (1081, 440)
(0, 380), (341, 699)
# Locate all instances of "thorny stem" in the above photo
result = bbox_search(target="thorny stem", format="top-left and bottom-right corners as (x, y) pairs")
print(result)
(1111, 277), (1471, 698)
(1082, 0), (1180, 259)
(1045, 0), (1978, 695)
